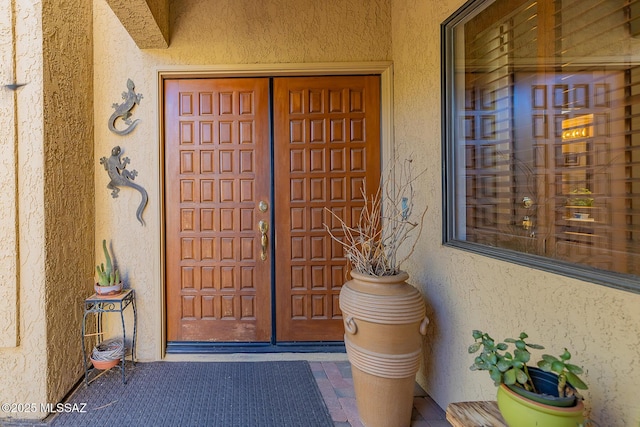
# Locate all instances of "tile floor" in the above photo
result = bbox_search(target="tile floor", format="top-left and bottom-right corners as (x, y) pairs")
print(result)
(310, 361), (452, 427)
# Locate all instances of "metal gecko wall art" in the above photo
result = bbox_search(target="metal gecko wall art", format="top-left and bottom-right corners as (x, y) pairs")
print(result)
(108, 79), (143, 135)
(100, 146), (148, 226)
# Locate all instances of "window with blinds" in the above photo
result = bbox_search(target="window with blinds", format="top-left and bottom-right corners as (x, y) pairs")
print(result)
(442, 0), (640, 292)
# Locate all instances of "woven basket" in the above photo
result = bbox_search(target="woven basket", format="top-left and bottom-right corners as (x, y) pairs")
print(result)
(90, 338), (124, 370)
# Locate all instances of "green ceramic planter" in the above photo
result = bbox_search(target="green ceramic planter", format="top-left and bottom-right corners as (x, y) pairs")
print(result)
(497, 384), (585, 427)
(506, 367), (576, 407)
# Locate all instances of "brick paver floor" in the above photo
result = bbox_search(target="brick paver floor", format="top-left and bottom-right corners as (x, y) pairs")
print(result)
(310, 361), (453, 427)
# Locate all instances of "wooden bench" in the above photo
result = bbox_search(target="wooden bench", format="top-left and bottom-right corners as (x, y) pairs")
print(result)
(446, 401), (507, 427)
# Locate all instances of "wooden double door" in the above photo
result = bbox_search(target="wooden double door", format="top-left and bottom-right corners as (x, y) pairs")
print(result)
(165, 76), (380, 345)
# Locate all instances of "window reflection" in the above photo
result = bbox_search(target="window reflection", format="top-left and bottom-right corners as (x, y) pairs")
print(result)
(444, 0), (640, 285)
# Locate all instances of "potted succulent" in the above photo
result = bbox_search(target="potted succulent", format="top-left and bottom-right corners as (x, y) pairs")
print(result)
(469, 330), (589, 427)
(95, 239), (123, 296)
(324, 159), (429, 427)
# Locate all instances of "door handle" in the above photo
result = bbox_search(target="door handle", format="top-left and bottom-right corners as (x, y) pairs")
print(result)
(258, 220), (269, 261)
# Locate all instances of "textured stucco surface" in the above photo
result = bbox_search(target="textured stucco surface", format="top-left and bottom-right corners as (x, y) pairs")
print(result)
(42, 0), (94, 409)
(0, 0), (18, 348)
(166, 0), (391, 64)
(391, 1), (640, 426)
(0, 0), (48, 419)
(0, 0), (94, 421)
(105, 0), (168, 48)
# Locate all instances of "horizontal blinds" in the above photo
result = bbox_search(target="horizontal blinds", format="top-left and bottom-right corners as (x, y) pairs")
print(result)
(466, 0), (640, 68)
(459, 0), (640, 277)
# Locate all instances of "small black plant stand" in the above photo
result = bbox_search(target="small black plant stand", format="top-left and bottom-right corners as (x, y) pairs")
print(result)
(81, 289), (137, 385)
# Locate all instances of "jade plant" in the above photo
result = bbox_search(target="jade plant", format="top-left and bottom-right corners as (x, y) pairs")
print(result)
(96, 239), (120, 286)
(468, 330), (588, 398)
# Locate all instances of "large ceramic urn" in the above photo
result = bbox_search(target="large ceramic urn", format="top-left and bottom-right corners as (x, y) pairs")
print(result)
(340, 270), (428, 427)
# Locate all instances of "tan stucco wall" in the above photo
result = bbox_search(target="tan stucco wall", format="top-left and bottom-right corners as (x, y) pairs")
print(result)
(392, 1), (640, 426)
(42, 0), (94, 408)
(0, 0), (19, 349)
(0, 0), (48, 419)
(92, 0), (393, 360)
(0, 0), (94, 421)
(105, 0), (169, 49)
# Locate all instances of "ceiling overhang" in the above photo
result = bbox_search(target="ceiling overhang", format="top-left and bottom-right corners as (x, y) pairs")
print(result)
(105, 0), (169, 49)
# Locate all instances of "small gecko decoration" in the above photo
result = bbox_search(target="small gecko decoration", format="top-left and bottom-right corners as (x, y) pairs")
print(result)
(100, 146), (148, 226)
(108, 79), (143, 135)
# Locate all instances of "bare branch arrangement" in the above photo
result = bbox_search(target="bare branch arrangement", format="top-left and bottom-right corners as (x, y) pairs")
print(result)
(324, 159), (428, 276)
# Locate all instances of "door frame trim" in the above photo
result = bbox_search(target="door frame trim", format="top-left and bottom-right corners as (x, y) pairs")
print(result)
(156, 62), (394, 359)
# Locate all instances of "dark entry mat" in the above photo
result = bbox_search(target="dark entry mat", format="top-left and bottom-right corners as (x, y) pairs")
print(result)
(49, 361), (333, 427)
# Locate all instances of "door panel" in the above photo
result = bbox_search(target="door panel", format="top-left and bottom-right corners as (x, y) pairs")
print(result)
(514, 71), (626, 270)
(273, 76), (381, 341)
(165, 78), (271, 342)
(165, 75), (381, 344)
